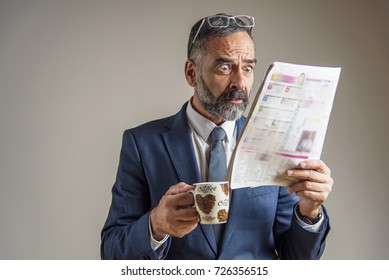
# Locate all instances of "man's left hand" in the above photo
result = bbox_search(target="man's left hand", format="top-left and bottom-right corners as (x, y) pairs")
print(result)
(286, 160), (333, 218)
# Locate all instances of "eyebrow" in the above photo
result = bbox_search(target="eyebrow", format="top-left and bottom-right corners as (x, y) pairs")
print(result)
(214, 57), (257, 64)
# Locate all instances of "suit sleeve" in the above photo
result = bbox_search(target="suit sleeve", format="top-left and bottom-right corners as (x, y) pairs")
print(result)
(100, 130), (171, 259)
(273, 187), (330, 260)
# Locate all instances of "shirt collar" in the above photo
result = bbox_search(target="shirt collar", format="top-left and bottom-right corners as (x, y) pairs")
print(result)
(186, 99), (236, 143)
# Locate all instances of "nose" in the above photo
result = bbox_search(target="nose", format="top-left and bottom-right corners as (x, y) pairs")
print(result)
(229, 69), (246, 91)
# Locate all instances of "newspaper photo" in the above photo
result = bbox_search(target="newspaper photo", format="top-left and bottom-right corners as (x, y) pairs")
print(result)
(228, 62), (341, 189)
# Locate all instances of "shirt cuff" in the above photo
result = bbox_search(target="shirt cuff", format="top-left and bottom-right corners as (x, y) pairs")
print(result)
(294, 204), (325, 232)
(148, 216), (170, 251)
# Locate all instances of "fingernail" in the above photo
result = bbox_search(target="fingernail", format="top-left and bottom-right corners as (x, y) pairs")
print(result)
(300, 162), (307, 168)
(287, 170), (293, 176)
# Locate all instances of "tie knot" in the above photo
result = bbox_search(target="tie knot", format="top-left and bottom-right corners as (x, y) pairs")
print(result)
(211, 127), (226, 142)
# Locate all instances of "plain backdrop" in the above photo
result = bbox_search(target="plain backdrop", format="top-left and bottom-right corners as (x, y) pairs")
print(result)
(0, 0), (388, 259)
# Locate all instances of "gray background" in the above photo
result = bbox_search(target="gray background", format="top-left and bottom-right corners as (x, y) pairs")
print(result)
(0, 0), (388, 259)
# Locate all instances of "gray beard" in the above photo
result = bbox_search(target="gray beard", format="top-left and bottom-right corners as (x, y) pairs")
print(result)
(196, 74), (249, 121)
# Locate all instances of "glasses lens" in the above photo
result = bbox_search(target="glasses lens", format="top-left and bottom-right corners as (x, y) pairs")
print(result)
(207, 15), (229, 27)
(233, 16), (255, 27)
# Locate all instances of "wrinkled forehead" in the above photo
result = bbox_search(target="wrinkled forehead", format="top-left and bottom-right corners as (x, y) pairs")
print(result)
(204, 32), (255, 59)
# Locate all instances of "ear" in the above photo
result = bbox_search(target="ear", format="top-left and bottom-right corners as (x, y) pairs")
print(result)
(184, 59), (197, 87)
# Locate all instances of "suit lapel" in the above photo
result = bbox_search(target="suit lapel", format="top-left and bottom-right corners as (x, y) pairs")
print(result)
(162, 103), (201, 184)
(161, 103), (218, 255)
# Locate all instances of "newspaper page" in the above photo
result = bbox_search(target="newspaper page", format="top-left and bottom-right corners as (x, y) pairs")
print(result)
(228, 62), (341, 189)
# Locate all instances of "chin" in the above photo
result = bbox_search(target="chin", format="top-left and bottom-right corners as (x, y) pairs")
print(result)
(220, 106), (245, 121)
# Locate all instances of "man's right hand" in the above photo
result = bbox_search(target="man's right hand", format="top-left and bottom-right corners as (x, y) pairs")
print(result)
(150, 182), (199, 240)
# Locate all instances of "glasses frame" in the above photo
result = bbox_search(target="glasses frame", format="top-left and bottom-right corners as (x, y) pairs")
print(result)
(189, 15), (255, 54)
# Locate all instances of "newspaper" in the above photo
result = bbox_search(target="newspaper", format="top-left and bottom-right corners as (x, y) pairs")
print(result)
(228, 62), (341, 189)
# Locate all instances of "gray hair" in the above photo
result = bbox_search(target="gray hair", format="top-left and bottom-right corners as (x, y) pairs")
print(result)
(187, 13), (254, 63)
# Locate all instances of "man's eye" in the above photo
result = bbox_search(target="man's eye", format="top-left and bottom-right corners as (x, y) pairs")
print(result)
(217, 64), (231, 72)
(243, 65), (254, 73)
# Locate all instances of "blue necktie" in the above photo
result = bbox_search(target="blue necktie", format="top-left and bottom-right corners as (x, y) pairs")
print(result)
(208, 127), (227, 251)
(208, 127), (227, 182)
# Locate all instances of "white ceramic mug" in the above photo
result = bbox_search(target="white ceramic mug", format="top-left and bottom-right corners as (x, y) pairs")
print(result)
(190, 181), (230, 224)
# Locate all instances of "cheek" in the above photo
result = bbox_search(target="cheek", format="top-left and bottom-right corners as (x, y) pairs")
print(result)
(203, 75), (230, 96)
(245, 77), (254, 94)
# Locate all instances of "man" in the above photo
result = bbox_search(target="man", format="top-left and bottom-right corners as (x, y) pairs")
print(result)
(101, 14), (332, 260)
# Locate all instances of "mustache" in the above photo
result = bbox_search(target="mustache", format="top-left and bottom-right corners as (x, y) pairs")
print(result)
(219, 89), (248, 101)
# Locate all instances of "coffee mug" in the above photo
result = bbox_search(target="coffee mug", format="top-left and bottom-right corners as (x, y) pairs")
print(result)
(190, 181), (231, 224)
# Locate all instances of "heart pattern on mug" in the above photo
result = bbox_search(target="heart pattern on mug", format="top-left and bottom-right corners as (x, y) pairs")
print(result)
(217, 209), (228, 222)
(196, 194), (216, 214)
(221, 184), (229, 196)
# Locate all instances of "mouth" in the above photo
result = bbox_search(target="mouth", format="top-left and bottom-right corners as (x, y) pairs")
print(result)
(227, 98), (244, 104)
(223, 89), (247, 105)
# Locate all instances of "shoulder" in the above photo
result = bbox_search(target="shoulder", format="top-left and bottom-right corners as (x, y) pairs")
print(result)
(124, 102), (188, 138)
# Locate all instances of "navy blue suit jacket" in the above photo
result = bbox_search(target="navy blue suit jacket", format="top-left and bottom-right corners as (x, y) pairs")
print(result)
(101, 102), (330, 259)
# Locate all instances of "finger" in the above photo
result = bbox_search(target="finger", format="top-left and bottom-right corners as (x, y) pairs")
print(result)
(167, 182), (193, 195)
(174, 220), (200, 230)
(170, 223), (199, 238)
(286, 168), (332, 184)
(294, 189), (330, 204)
(176, 206), (199, 220)
(170, 192), (195, 208)
(298, 160), (331, 175)
(288, 180), (332, 194)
